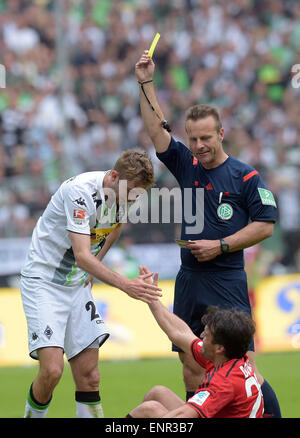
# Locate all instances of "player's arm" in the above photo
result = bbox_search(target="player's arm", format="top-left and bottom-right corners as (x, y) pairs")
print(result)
(135, 51), (171, 153)
(84, 224), (122, 287)
(139, 266), (195, 351)
(149, 299), (196, 353)
(97, 224), (122, 262)
(69, 232), (162, 304)
(187, 220), (274, 262)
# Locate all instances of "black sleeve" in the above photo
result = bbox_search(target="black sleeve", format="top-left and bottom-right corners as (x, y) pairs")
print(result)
(156, 137), (193, 186)
(242, 172), (277, 223)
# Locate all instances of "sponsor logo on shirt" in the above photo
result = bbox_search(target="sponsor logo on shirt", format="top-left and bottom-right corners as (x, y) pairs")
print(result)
(73, 197), (87, 208)
(90, 224), (119, 244)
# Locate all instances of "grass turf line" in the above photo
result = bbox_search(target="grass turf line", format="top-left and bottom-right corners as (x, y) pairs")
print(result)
(0, 352), (299, 418)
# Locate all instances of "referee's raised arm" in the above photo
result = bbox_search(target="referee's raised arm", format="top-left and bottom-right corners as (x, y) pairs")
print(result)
(135, 50), (171, 154)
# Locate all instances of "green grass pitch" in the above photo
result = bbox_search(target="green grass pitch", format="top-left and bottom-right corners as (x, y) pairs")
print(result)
(0, 351), (299, 418)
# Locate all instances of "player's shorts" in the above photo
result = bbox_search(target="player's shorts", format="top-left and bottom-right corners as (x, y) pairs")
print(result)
(172, 267), (254, 352)
(20, 275), (110, 361)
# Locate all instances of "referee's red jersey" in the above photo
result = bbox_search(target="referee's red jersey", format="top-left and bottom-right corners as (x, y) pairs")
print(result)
(186, 339), (264, 418)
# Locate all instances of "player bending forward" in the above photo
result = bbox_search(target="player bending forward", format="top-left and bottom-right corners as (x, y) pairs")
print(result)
(20, 150), (162, 418)
(127, 267), (264, 418)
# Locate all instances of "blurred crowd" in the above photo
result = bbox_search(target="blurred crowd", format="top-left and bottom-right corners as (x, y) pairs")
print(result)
(0, 0), (300, 274)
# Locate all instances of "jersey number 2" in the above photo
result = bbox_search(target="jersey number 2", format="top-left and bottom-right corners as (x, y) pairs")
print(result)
(245, 376), (262, 418)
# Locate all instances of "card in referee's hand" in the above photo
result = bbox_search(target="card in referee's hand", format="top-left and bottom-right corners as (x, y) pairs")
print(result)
(175, 239), (191, 248)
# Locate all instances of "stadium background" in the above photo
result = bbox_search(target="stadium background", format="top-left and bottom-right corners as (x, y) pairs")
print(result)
(0, 0), (299, 418)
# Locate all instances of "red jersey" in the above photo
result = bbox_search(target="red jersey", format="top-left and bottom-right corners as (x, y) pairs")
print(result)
(186, 338), (264, 418)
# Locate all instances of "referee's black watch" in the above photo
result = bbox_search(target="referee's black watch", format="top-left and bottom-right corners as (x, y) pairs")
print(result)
(220, 239), (230, 254)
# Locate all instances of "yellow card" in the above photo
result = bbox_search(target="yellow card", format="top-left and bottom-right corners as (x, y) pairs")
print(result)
(175, 239), (191, 248)
(148, 33), (160, 58)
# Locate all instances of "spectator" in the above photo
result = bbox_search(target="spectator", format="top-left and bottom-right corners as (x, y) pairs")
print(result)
(0, 0), (299, 274)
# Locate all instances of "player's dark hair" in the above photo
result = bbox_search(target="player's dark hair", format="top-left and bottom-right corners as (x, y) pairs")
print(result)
(201, 307), (255, 360)
(185, 104), (222, 132)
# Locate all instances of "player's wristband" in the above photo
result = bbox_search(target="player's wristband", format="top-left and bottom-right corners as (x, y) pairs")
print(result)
(138, 80), (153, 85)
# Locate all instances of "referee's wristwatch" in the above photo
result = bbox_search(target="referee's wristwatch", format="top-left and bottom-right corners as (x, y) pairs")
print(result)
(220, 238), (230, 254)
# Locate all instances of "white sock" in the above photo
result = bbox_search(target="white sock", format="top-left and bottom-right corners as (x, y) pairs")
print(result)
(76, 401), (104, 418)
(24, 399), (49, 418)
(75, 391), (104, 418)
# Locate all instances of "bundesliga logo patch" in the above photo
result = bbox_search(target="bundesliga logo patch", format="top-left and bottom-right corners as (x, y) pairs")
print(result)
(73, 209), (86, 225)
(190, 390), (210, 406)
(258, 188), (277, 207)
(73, 209), (86, 219)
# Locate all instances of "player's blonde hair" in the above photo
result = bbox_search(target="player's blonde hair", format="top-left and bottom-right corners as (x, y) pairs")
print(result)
(113, 149), (155, 189)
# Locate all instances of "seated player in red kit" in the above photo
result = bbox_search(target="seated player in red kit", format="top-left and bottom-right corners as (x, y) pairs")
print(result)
(127, 267), (264, 418)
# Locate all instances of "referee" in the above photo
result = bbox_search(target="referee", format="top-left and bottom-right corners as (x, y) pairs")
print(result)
(135, 50), (281, 418)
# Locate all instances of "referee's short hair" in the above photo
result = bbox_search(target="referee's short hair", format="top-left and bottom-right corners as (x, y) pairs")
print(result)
(185, 104), (222, 132)
(201, 307), (255, 360)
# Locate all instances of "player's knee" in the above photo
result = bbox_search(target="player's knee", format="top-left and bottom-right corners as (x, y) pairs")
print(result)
(145, 400), (163, 416)
(40, 362), (64, 386)
(78, 366), (100, 390)
(144, 385), (167, 402)
(87, 366), (100, 388)
(133, 400), (164, 418)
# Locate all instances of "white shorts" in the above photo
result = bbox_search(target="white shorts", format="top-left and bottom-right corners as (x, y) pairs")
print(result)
(20, 275), (110, 360)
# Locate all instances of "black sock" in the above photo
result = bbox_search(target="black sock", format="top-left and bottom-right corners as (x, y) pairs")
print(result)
(186, 391), (195, 401)
(75, 391), (101, 403)
(29, 383), (52, 407)
(261, 380), (281, 418)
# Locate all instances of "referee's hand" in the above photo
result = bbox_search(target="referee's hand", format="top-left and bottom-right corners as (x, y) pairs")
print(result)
(186, 239), (222, 262)
(135, 50), (155, 83)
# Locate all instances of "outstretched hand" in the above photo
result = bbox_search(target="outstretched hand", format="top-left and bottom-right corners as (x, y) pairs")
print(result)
(122, 267), (161, 304)
(139, 265), (159, 286)
(135, 50), (155, 83)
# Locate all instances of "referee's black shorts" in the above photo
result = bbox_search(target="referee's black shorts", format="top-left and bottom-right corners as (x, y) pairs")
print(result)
(172, 266), (255, 352)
